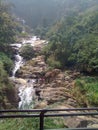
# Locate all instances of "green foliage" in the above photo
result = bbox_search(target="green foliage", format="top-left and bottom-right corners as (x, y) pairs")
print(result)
(0, 61), (15, 109)
(43, 10), (98, 72)
(0, 0), (23, 53)
(0, 61), (8, 84)
(0, 0), (20, 109)
(0, 52), (13, 74)
(73, 77), (98, 106)
(20, 45), (35, 60)
(0, 11), (15, 44)
(34, 26), (49, 39)
(19, 31), (28, 38)
(47, 55), (62, 69)
(0, 117), (64, 130)
(0, 61), (7, 109)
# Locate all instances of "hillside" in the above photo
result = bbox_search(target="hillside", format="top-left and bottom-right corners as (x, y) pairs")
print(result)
(1, 0), (98, 129)
(43, 9), (98, 73)
(0, 0), (22, 109)
(8, 0), (98, 29)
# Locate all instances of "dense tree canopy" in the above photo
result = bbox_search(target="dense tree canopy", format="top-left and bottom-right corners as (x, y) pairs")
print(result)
(43, 10), (98, 72)
(0, 0), (13, 73)
(20, 45), (35, 60)
(0, 0), (21, 69)
(0, 0), (21, 109)
(6, 0), (98, 40)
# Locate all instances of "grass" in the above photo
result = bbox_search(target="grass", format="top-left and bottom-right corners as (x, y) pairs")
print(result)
(0, 117), (64, 130)
(72, 76), (98, 106)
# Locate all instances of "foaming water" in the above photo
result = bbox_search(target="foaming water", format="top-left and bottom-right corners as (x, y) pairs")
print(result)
(11, 36), (38, 109)
(22, 36), (38, 46)
(12, 54), (23, 77)
(18, 80), (36, 109)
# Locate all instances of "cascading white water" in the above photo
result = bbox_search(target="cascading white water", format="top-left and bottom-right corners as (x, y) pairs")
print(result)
(22, 36), (38, 45)
(18, 79), (36, 109)
(11, 36), (38, 109)
(12, 54), (23, 77)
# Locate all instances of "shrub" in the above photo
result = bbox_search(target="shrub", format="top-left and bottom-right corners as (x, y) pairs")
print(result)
(0, 52), (13, 75)
(72, 77), (98, 107)
(0, 117), (64, 130)
(0, 61), (8, 83)
(20, 45), (35, 60)
(47, 56), (62, 69)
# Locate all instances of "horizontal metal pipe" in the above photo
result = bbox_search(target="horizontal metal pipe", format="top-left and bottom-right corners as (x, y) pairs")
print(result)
(0, 112), (98, 118)
(0, 114), (40, 118)
(46, 128), (98, 130)
(0, 109), (41, 113)
(0, 107), (98, 113)
(44, 112), (98, 117)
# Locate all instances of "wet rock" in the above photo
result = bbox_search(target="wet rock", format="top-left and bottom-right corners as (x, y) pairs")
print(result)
(5, 86), (19, 108)
(88, 124), (98, 128)
(64, 117), (92, 128)
(16, 55), (46, 78)
(66, 98), (77, 107)
(34, 101), (47, 109)
(15, 54), (82, 109)
(14, 78), (27, 85)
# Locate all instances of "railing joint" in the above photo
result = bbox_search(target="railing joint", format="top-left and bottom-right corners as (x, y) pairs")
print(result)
(40, 109), (47, 130)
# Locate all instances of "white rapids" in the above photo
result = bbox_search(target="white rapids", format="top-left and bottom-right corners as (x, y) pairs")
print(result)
(12, 54), (23, 77)
(11, 36), (38, 109)
(18, 79), (36, 109)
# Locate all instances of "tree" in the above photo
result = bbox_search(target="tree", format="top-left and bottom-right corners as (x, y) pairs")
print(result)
(0, 52), (13, 74)
(20, 45), (35, 60)
(43, 10), (98, 72)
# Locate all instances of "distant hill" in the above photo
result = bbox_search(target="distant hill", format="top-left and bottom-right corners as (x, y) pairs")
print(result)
(8, 0), (98, 28)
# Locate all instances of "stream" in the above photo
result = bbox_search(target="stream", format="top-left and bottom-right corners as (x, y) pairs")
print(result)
(11, 36), (38, 109)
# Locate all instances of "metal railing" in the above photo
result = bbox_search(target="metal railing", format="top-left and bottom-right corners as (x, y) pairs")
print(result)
(0, 108), (98, 130)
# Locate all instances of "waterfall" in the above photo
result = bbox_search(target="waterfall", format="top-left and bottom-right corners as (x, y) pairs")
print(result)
(18, 79), (36, 109)
(12, 54), (23, 77)
(11, 36), (38, 109)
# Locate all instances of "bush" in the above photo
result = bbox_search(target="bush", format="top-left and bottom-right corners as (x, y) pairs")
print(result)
(0, 61), (8, 84)
(20, 45), (35, 60)
(0, 52), (13, 75)
(0, 61), (15, 109)
(0, 62), (6, 108)
(0, 117), (64, 130)
(72, 77), (98, 107)
(47, 56), (62, 69)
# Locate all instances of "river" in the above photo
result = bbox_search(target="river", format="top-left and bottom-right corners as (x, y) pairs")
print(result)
(11, 36), (38, 109)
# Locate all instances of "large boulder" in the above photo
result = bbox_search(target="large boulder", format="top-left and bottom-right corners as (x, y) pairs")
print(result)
(64, 117), (92, 128)
(12, 78), (27, 85)
(34, 101), (47, 109)
(45, 69), (61, 83)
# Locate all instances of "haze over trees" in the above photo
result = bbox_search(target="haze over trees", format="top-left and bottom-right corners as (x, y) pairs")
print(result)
(8, 0), (98, 28)
(1, 0), (98, 129)
(7, 0), (98, 102)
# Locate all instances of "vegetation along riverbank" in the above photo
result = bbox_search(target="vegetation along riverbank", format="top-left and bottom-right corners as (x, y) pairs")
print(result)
(1, 0), (98, 129)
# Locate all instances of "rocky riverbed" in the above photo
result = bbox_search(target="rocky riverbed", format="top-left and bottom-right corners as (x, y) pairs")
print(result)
(10, 37), (98, 128)
(16, 55), (80, 108)
(14, 54), (98, 128)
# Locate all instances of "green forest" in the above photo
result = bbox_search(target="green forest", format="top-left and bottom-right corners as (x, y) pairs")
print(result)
(1, 0), (98, 111)
(43, 10), (98, 72)
(0, 0), (22, 109)
(7, 0), (98, 72)
(1, 0), (98, 129)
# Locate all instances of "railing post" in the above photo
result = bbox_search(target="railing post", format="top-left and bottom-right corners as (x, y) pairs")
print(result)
(40, 109), (47, 130)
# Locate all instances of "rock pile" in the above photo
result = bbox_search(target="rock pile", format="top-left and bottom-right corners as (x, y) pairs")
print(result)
(16, 55), (80, 108)
(15, 55), (98, 128)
